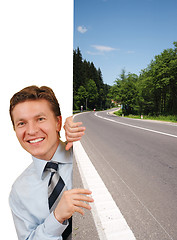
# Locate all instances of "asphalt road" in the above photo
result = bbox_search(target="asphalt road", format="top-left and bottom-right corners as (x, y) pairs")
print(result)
(74, 110), (177, 240)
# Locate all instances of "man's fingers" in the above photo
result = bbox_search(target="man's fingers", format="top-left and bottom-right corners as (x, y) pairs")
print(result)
(65, 126), (86, 134)
(70, 121), (83, 128)
(73, 194), (94, 203)
(71, 189), (94, 206)
(64, 116), (86, 149)
(74, 206), (84, 216)
(70, 188), (92, 195)
(64, 117), (85, 133)
(65, 136), (83, 151)
(73, 200), (92, 210)
(73, 198), (93, 216)
(65, 142), (73, 151)
(64, 117), (83, 129)
(66, 119), (83, 128)
(67, 137), (82, 142)
(66, 131), (84, 139)
(54, 189), (94, 221)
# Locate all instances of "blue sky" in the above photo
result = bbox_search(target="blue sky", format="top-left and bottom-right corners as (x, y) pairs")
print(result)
(74, 0), (177, 86)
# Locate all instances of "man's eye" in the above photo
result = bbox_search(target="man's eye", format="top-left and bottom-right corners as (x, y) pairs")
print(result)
(17, 122), (25, 127)
(38, 117), (45, 121)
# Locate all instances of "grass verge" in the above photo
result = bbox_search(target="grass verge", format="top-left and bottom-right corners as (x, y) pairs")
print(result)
(114, 110), (177, 123)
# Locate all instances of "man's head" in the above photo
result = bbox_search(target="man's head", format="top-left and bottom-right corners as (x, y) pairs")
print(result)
(10, 85), (61, 127)
(10, 86), (62, 160)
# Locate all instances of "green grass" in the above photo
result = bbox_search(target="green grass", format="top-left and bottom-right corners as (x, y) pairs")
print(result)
(142, 115), (177, 122)
(114, 110), (177, 123)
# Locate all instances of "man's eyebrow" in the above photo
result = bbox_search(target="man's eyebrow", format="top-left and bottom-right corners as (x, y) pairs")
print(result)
(35, 113), (47, 117)
(14, 113), (47, 123)
(14, 118), (25, 123)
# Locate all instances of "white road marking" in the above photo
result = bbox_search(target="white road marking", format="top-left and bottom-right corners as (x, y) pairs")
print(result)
(74, 141), (136, 240)
(81, 134), (174, 240)
(73, 112), (175, 240)
(95, 112), (177, 139)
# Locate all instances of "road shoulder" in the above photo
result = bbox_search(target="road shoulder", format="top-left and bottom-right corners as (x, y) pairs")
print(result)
(73, 156), (100, 240)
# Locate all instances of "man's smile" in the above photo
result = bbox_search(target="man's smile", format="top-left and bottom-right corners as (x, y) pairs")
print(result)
(27, 138), (45, 144)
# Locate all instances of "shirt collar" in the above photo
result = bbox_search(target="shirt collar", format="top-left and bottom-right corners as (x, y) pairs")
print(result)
(32, 141), (72, 179)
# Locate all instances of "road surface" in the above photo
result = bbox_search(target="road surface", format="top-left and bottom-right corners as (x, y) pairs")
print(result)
(74, 109), (177, 240)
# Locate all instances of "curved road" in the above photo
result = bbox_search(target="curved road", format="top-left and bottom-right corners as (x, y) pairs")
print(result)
(75, 109), (177, 240)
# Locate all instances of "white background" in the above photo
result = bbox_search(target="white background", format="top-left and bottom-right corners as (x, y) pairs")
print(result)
(0, 1), (73, 238)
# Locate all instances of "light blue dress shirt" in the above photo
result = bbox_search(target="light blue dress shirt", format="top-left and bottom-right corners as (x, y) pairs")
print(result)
(9, 141), (73, 240)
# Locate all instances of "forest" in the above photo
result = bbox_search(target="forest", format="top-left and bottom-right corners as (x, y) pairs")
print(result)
(74, 42), (177, 117)
(73, 48), (111, 110)
(109, 42), (177, 116)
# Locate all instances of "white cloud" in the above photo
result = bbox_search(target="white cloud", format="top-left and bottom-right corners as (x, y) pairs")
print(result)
(87, 50), (103, 56)
(91, 45), (116, 52)
(77, 25), (88, 34)
(126, 50), (135, 54)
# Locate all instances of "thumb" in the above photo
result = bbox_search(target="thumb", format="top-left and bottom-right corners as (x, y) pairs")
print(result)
(65, 142), (73, 151)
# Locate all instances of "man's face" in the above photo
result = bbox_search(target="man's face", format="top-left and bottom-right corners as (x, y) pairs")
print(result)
(12, 99), (61, 160)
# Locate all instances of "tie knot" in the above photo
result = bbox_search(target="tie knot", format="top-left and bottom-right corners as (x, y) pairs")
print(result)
(44, 161), (59, 173)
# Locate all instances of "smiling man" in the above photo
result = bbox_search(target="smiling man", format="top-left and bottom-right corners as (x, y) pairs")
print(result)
(12, 99), (61, 160)
(9, 86), (93, 240)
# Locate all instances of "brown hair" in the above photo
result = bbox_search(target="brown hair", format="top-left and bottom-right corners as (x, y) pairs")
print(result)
(10, 85), (61, 126)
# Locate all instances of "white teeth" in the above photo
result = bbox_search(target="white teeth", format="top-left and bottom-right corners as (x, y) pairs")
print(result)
(29, 138), (44, 143)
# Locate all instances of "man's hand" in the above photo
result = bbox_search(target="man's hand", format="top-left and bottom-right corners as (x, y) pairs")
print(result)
(54, 189), (94, 223)
(64, 116), (86, 151)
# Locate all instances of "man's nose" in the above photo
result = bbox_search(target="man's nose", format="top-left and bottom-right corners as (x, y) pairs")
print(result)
(26, 122), (38, 135)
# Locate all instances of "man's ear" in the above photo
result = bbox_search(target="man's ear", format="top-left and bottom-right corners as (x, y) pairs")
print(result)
(56, 116), (62, 132)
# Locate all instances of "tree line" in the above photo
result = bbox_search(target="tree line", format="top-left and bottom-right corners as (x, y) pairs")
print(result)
(73, 48), (111, 110)
(74, 43), (177, 116)
(109, 42), (177, 116)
